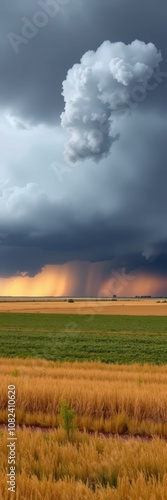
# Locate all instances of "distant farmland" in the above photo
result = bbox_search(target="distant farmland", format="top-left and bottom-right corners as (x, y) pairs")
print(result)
(0, 298), (167, 315)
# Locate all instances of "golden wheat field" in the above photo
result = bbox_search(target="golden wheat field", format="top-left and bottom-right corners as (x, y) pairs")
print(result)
(1, 428), (167, 499)
(0, 358), (167, 436)
(0, 298), (167, 315)
(1, 359), (167, 498)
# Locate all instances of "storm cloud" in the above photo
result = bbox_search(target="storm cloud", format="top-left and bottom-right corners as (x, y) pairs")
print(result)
(61, 40), (162, 162)
(0, 0), (167, 295)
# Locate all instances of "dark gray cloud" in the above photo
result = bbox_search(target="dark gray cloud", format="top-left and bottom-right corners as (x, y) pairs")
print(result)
(0, 0), (167, 125)
(0, 0), (167, 293)
(0, 110), (167, 282)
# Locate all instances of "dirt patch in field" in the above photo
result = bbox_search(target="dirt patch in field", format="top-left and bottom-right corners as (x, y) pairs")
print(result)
(0, 299), (167, 315)
(0, 423), (166, 441)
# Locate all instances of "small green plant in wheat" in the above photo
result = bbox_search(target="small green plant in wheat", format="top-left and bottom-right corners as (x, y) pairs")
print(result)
(11, 369), (20, 377)
(137, 376), (143, 386)
(59, 400), (77, 440)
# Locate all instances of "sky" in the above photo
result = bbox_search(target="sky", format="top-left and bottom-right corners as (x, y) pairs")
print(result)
(0, 0), (167, 297)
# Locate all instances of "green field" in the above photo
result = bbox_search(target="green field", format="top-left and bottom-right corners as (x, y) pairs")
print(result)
(0, 313), (167, 364)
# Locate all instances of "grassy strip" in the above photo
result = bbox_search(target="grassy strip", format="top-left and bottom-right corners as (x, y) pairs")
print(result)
(0, 313), (167, 363)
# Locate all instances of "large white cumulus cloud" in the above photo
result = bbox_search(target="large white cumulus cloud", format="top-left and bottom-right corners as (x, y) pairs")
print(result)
(61, 40), (162, 162)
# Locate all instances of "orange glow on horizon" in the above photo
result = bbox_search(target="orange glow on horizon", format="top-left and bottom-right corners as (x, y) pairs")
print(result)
(0, 262), (166, 297)
(0, 264), (78, 297)
(101, 270), (167, 297)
